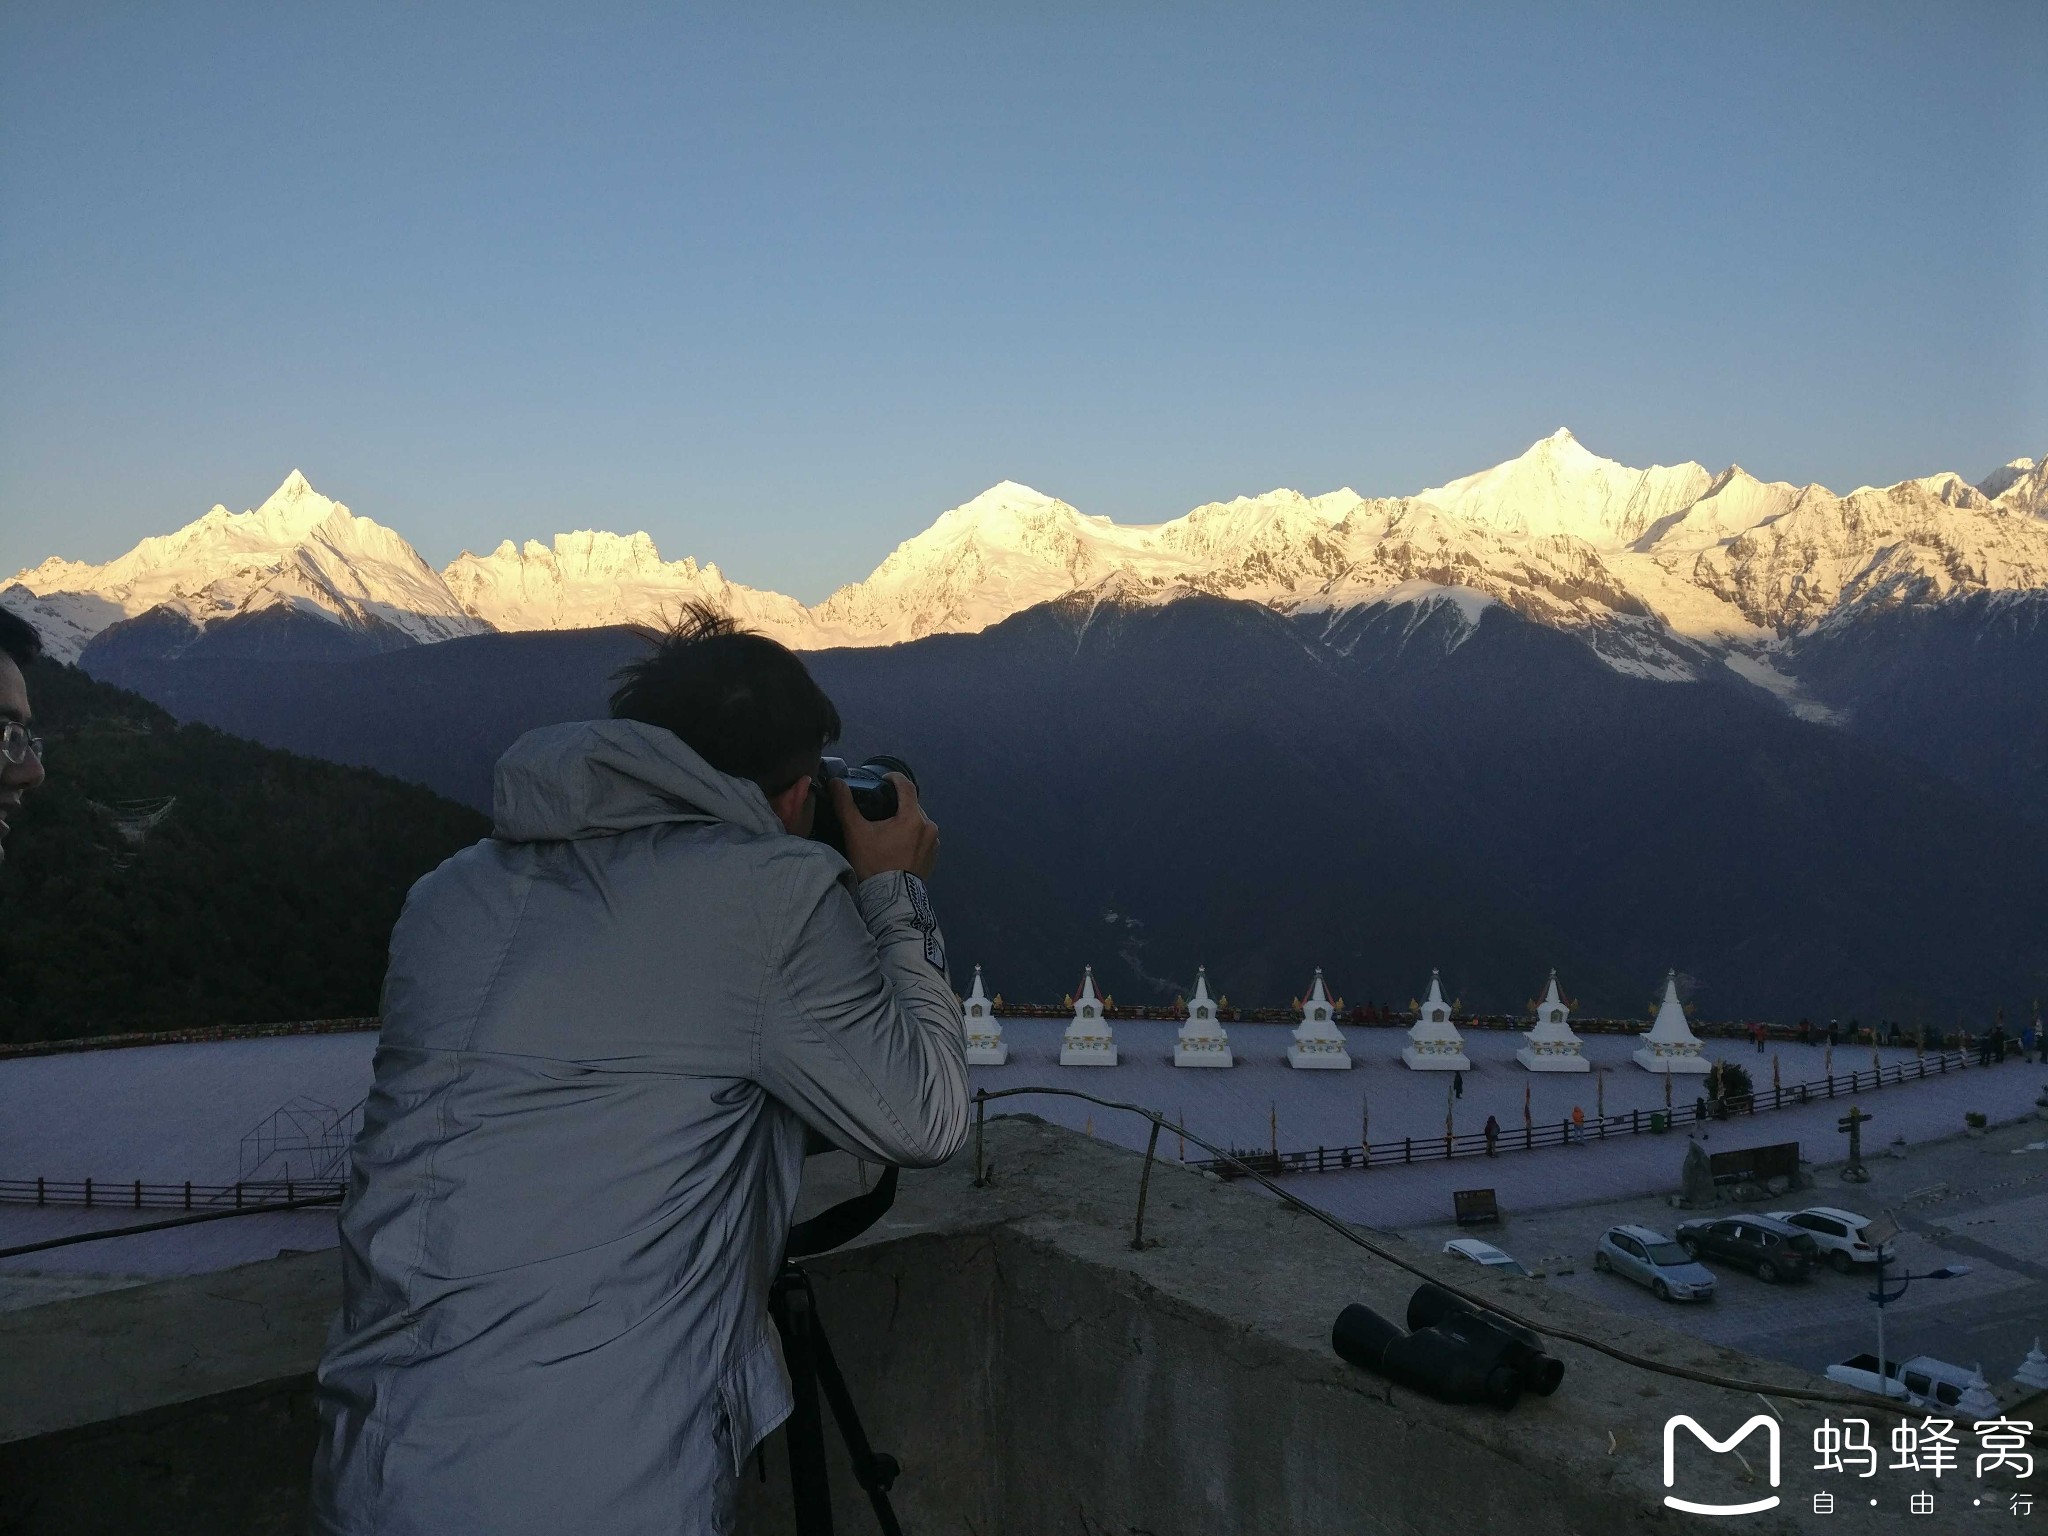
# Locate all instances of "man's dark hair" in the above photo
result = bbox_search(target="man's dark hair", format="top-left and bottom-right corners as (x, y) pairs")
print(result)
(610, 603), (841, 792)
(0, 606), (41, 670)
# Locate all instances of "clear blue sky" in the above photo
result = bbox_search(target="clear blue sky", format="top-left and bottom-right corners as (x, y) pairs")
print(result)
(3, 2), (2042, 601)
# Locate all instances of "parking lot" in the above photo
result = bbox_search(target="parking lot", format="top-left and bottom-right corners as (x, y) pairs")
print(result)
(1400, 1113), (2048, 1389)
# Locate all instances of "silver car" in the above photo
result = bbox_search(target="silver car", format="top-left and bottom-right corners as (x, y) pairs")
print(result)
(1594, 1224), (1717, 1301)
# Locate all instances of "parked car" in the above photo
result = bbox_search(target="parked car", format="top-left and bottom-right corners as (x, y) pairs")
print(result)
(1826, 1353), (1978, 1410)
(1593, 1224), (1717, 1301)
(1442, 1238), (1531, 1277)
(1764, 1207), (1894, 1274)
(1674, 1213), (1818, 1283)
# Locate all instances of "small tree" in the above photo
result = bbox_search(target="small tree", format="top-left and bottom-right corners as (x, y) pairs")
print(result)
(1708, 1060), (1756, 1116)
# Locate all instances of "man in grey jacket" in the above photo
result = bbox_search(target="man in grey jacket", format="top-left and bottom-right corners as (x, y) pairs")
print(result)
(0, 607), (46, 865)
(310, 607), (970, 1535)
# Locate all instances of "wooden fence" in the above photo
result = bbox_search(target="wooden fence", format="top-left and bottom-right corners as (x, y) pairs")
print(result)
(0, 1176), (345, 1211)
(1185, 1050), (1972, 1178)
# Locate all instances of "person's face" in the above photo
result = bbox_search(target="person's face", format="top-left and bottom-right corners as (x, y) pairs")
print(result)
(0, 655), (45, 862)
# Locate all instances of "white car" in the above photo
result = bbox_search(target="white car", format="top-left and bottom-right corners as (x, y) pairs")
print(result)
(1442, 1238), (1531, 1277)
(1826, 1353), (1983, 1411)
(1765, 1207), (1894, 1274)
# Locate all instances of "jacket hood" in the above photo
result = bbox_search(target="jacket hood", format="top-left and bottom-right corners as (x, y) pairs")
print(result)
(492, 719), (786, 843)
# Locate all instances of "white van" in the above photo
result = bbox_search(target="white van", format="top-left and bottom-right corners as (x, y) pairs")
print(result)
(1826, 1352), (1980, 1409)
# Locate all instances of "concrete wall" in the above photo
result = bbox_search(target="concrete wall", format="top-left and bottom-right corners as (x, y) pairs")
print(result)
(0, 1379), (317, 1536)
(5, 1120), (2001, 1534)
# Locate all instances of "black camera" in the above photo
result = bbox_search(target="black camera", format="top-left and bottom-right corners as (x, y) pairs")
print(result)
(809, 754), (917, 856)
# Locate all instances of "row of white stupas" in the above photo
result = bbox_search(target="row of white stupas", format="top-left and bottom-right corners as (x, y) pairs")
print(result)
(960, 965), (1714, 1076)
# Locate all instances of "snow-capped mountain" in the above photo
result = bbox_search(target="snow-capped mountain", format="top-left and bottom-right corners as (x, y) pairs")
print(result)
(4, 471), (484, 662)
(1411, 427), (1714, 546)
(1672, 475), (2048, 635)
(8, 432), (2045, 696)
(443, 530), (810, 645)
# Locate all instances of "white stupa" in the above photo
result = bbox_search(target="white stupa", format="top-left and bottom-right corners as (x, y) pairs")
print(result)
(1401, 969), (1471, 1071)
(1633, 971), (1711, 1074)
(1173, 966), (1233, 1068)
(1957, 1367), (2000, 1419)
(962, 966), (1007, 1066)
(1059, 966), (1118, 1066)
(1286, 968), (1352, 1069)
(2014, 1339), (2048, 1393)
(1516, 970), (1589, 1073)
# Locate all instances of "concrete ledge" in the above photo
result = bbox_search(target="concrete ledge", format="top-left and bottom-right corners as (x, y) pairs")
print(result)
(3, 1119), (2012, 1533)
(0, 1248), (335, 1443)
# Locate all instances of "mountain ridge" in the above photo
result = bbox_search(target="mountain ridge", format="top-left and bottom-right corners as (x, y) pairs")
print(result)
(9, 433), (2046, 701)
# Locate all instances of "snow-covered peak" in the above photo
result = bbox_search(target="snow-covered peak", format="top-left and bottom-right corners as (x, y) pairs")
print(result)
(1635, 465), (1806, 554)
(4, 472), (483, 659)
(1679, 473), (2048, 633)
(1989, 455), (2048, 519)
(443, 527), (804, 642)
(1415, 430), (1713, 548)
(809, 482), (1167, 644)
(1978, 458), (2037, 500)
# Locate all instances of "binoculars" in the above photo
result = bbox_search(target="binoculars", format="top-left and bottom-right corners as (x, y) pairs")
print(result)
(1331, 1281), (1565, 1410)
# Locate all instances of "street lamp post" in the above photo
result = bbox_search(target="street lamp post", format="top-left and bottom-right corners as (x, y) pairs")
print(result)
(1866, 1211), (1971, 1393)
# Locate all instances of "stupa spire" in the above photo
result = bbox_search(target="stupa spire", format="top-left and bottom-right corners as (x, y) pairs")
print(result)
(962, 964), (1008, 1066)
(1175, 964), (1233, 1068)
(1059, 964), (1117, 1067)
(1402, 967), (1471, 1071)
(1633, 969), (1710, 1074)
(1288, 967), (1352, 1070)
(1518, 967), (1588, 1073)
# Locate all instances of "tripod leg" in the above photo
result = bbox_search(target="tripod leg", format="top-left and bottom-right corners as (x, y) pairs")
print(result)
(807, 1303), (904, 1536)
(770, 1272), (835, 1536)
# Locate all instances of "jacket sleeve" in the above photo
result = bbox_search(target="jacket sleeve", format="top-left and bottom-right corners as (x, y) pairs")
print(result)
(756, 865), (970, 1167)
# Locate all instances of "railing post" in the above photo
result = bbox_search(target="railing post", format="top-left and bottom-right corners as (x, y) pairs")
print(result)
(287, 1179), (295, 1203)
(84, 1177), (93, 1209)
(1131, 1117), (1162, 1251)
(1404, 1137), (1412, 1163)
(1632, 1109), (1639, 1135)
(235, 1181), (243, 1209)
(133, 1179), (141, 1209)
(36, 1176), (44, 1207)
(972, 1090), (987, 1188)
(184, 1180), (192, 1211)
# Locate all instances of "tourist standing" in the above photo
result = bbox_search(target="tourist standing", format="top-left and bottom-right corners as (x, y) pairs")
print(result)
(1484, 1115), (1500, 1157)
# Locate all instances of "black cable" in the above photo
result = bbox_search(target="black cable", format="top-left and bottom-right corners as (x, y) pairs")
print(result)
(973, 1084), (2036, 1431)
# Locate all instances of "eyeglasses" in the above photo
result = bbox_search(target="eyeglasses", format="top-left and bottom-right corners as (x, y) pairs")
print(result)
(1, 722), (44, 765)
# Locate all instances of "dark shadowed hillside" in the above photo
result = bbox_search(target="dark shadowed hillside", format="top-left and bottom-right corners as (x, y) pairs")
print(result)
(0, 662), (489, 1042)
(1787, 593), (2048, 826)
(80, 591), (2048, 1023)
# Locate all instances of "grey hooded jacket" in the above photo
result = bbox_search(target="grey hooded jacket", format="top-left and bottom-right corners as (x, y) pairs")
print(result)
(308, 719), (969, 1535)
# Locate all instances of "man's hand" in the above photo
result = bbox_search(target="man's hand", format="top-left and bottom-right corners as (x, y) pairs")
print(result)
(832, 772), (939, 884)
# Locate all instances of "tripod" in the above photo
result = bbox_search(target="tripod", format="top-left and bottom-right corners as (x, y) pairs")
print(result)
(767, 1259), (903, 1536)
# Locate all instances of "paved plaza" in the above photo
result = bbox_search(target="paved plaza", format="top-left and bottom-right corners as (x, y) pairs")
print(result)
(1397, 1115), (2048, 1391)
(2, 1020), (2042, 1322)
